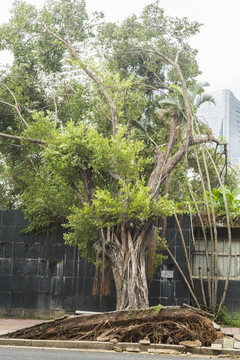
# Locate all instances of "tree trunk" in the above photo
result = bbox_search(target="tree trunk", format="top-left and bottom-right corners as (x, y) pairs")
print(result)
(111, 251), (149, 310)
(107, 225), (151, 310)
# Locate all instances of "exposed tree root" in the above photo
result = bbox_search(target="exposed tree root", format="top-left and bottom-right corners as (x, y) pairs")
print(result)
(7, 308), (219, 346)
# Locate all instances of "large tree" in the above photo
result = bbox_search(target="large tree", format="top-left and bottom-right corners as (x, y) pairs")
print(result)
(0, 0), (225, 310)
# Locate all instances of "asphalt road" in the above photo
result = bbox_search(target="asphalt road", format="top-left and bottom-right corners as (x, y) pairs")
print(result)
(0, 347), (232, 360)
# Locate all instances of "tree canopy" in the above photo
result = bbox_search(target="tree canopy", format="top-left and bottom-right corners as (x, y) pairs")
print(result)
(0, 0), (235, 310)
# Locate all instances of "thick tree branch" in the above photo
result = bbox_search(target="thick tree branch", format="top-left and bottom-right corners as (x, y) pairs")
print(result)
(71, 182), (86, 205)
(144, 43), (219, 199)
(190, 135), (227, 146)
(143, 44), (192, 136)
(76, 166), (95, 201)
(175, 43), (184, 63)
(148, 124), (227, 198)
(107, 169), (122, 181)
(160, 135), (227, 184)
(148, 113), (177, 198)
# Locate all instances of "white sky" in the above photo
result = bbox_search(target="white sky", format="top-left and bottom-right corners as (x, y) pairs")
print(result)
(1, 0), (240, 98)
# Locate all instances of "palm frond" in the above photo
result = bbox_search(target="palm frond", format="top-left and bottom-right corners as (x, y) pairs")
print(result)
(158, 98), (179, 107)
(194, 93), (215, 108)
(189, 82), (210, 104)
(170, 84), (184, 97)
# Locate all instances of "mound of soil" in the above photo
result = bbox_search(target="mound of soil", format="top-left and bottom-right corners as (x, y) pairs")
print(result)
(7, 307), (219, 346)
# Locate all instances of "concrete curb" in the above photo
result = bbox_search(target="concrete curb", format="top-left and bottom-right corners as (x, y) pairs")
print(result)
(1, 338), (240, 356)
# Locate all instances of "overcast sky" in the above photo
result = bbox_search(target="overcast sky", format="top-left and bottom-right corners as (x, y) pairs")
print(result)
(1, 0), (240, 98)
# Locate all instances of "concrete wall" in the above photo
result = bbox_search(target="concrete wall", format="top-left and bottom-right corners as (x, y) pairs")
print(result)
(0, 211), (191, 318)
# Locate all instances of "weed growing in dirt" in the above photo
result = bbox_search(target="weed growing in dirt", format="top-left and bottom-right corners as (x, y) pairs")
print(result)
(153, 304), (163, 315)
(145, 304), (163, 315)
(126, 309), (138, 319)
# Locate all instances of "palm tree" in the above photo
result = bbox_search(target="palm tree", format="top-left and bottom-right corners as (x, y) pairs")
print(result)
(157, 82), (215, 126)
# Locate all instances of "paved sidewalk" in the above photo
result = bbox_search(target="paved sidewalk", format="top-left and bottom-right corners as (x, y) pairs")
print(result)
(0, 319), (47, 336)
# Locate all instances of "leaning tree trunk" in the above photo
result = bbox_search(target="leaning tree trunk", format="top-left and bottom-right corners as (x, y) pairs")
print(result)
(106, 224), (152, 310)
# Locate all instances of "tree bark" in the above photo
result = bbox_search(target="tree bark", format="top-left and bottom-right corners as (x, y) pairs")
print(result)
(111, 251), (149, 310)
(107, 224), (151, 310)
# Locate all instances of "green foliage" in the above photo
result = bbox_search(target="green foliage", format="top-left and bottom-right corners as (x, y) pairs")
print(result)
(153, 235), (168, 268)
(98, 1), (201, 85)
(217, 306), (240, 327)
(23, 111), (56, 140)
(206, 186), (240, 220)
(64, 178), (174, 258)
(20, 169), (76, 233)
(0, 0), (102, 73)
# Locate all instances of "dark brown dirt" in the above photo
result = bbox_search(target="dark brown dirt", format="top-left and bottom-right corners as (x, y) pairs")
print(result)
(6, 308), (219, 346)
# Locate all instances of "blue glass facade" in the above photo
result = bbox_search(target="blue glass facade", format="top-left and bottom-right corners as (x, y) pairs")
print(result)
(198, 89), (240, 166)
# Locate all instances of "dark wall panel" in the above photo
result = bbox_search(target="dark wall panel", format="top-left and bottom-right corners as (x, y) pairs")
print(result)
(0, 211), (191, 318)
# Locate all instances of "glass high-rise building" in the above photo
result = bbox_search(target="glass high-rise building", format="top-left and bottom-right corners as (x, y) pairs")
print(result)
(197, 89), (240, 166)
